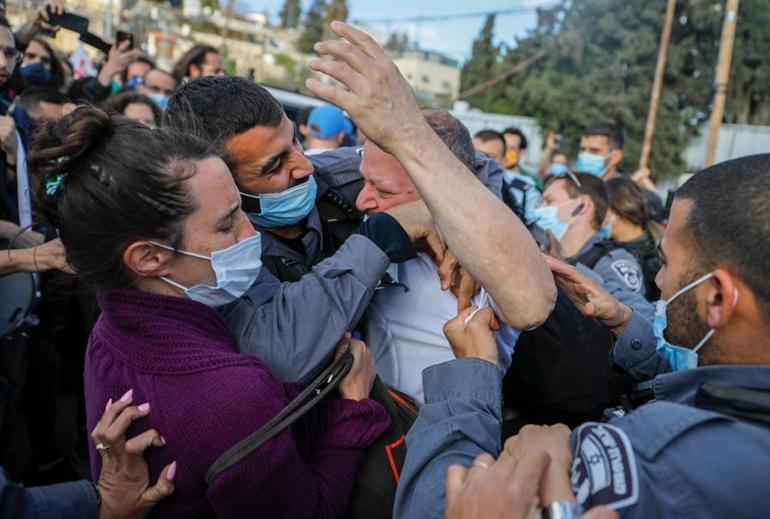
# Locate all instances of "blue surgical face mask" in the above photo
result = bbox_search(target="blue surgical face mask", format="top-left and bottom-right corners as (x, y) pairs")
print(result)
(533, 200), (577, 241)
(147, 93), (169, 110)
(600, 219), (613, 240)
(125, 76), (143, 88)
(575, 152), (607, 177)
(653, 273), (738, 371)
(151, 233), (263, 308)
(548, 163), (569, 177)
(20, 62), (51, 86)
(243, 176), (317, 229)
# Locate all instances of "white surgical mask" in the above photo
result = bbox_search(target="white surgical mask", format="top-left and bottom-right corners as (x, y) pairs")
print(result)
(151, 233), (262, 307)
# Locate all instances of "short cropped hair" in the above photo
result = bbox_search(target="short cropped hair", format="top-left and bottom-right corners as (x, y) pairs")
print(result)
(550, 172), (609, 230)
(474, 129), (507, 154)
(164, 76), (284, 145)
(582, 121), (623, 150)
(421, 109), (476, 171)
(502, 127), (527, 150)
(676, 154), (770, 320)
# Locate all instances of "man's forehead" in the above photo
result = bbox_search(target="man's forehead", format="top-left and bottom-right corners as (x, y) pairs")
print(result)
(581, 134), (611, 149)
(0, 27), (14, 47)
(544, 179), (568, 198)
(663, 198), (693, 251)
(226, 116), (292, 161)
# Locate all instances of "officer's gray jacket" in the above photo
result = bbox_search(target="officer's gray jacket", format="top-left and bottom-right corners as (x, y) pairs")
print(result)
(221, 148), (507, 383)
(570, 312), (770, 517)
(573, 233), (654, 322)
(220, 148), (388, 383)
(395, 311), (770, 518)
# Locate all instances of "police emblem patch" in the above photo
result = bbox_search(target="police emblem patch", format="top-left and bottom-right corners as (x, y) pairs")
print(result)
(571, 423), (639, 510)
(610, 260), (642, 292)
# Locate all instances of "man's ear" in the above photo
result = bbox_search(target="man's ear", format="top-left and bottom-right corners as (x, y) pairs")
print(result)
(123, 240), (174, 279)
(608, 148), (624, 168)
(705, 269), (739, 330)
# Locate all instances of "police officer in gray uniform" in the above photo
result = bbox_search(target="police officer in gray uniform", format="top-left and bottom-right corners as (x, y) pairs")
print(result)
(562, 155), (770, 517)
(166, 77), (507, 384)
(395, 154), (770, 518)
(534, 172), (653, 321)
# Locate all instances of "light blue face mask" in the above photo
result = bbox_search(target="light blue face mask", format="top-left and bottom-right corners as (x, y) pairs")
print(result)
(548, 163), (569, 177)
(533, 200), (578, 241)
(147, 93), (169, 110)
(653, 272), (737, 371)
(575, 152), (607, 177)
(151, 233), (263, 308)
(242, 176), (317, 228)
(600, 219), (613, 240)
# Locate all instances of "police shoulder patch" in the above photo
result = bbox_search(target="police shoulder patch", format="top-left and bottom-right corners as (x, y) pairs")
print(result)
(571, 423), (639, 510)
(610, 259), (642, 292)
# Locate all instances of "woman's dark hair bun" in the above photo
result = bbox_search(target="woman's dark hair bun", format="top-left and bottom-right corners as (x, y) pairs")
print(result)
(27, 105), (217, 291)
(29, 106), (111, 193)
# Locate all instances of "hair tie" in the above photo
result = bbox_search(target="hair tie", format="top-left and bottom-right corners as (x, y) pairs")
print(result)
(46, 172), (67, 196)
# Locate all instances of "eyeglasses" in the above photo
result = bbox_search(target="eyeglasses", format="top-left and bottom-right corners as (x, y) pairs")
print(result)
(564, 170), (582, 188)
(1, 46), (21, 63)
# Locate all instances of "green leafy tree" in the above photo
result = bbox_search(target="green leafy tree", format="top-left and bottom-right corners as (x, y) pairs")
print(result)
(297, 0), (326, 54)
(323, 0), (349, 39)
(460, 15), (499, 109)
(279, 0), (301, 29)
(460, 0), (770, 178)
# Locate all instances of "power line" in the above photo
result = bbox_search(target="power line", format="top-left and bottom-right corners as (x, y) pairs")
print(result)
(355, 6), (550, 25)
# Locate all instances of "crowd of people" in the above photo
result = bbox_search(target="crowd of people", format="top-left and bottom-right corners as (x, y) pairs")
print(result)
(0, 4), (768, 518)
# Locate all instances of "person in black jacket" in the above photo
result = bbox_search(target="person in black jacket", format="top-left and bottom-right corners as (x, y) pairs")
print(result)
(605, 177), (664, 301)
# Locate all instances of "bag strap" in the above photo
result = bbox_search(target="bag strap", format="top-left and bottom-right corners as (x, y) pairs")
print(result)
(204, 350), (355, 486)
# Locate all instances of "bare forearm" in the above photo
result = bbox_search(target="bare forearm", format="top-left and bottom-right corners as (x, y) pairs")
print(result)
(393, 126), (556, 328)
(14, 21), (39, 48)
(0, 248), (33, 275)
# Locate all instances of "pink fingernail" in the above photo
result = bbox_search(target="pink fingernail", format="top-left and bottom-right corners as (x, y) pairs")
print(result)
(160, 435), (167, 445)
(167, 461), (177, 481)
(104, 398), (112, 413)
(137, 402), (150, 412)
(119, 389), (133, 403)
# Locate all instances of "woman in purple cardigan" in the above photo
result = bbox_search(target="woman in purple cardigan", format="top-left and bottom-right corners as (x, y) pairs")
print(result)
(28, 107), (390, 517)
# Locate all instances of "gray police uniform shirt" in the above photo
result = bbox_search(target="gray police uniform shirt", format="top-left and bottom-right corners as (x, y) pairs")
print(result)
(570, 311), (770, 518)
(219, 148), (389, 384)
(573, 233), (654, 322)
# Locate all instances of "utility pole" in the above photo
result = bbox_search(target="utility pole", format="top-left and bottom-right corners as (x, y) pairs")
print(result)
(639, 0), (677, 171)
(705, 0), (740, 167)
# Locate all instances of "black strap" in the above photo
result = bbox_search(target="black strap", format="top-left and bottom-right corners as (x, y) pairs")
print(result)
(695, 383), (770, 429)
(571, 240), (619, 270)
(204, 350), (355, 486)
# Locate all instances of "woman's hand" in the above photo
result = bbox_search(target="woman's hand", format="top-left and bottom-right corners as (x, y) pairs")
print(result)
(93, 390), (176, 519)
(336, 334), (376, 401)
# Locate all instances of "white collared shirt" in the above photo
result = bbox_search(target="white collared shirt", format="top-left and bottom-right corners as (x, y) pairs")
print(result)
(366, 253), (519, 404)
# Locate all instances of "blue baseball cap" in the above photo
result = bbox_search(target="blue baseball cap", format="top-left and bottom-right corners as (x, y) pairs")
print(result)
(308, 104), (348, 139)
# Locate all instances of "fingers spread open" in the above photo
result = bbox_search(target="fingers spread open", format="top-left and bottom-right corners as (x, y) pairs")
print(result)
(305, 78), (355, 113)
(313, 39), (371, 75)
(308, 58), (365, 95)
(329, 21), (386, 61)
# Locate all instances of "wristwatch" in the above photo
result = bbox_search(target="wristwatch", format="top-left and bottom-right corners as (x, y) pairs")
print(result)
(541, 500), (581, 519)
